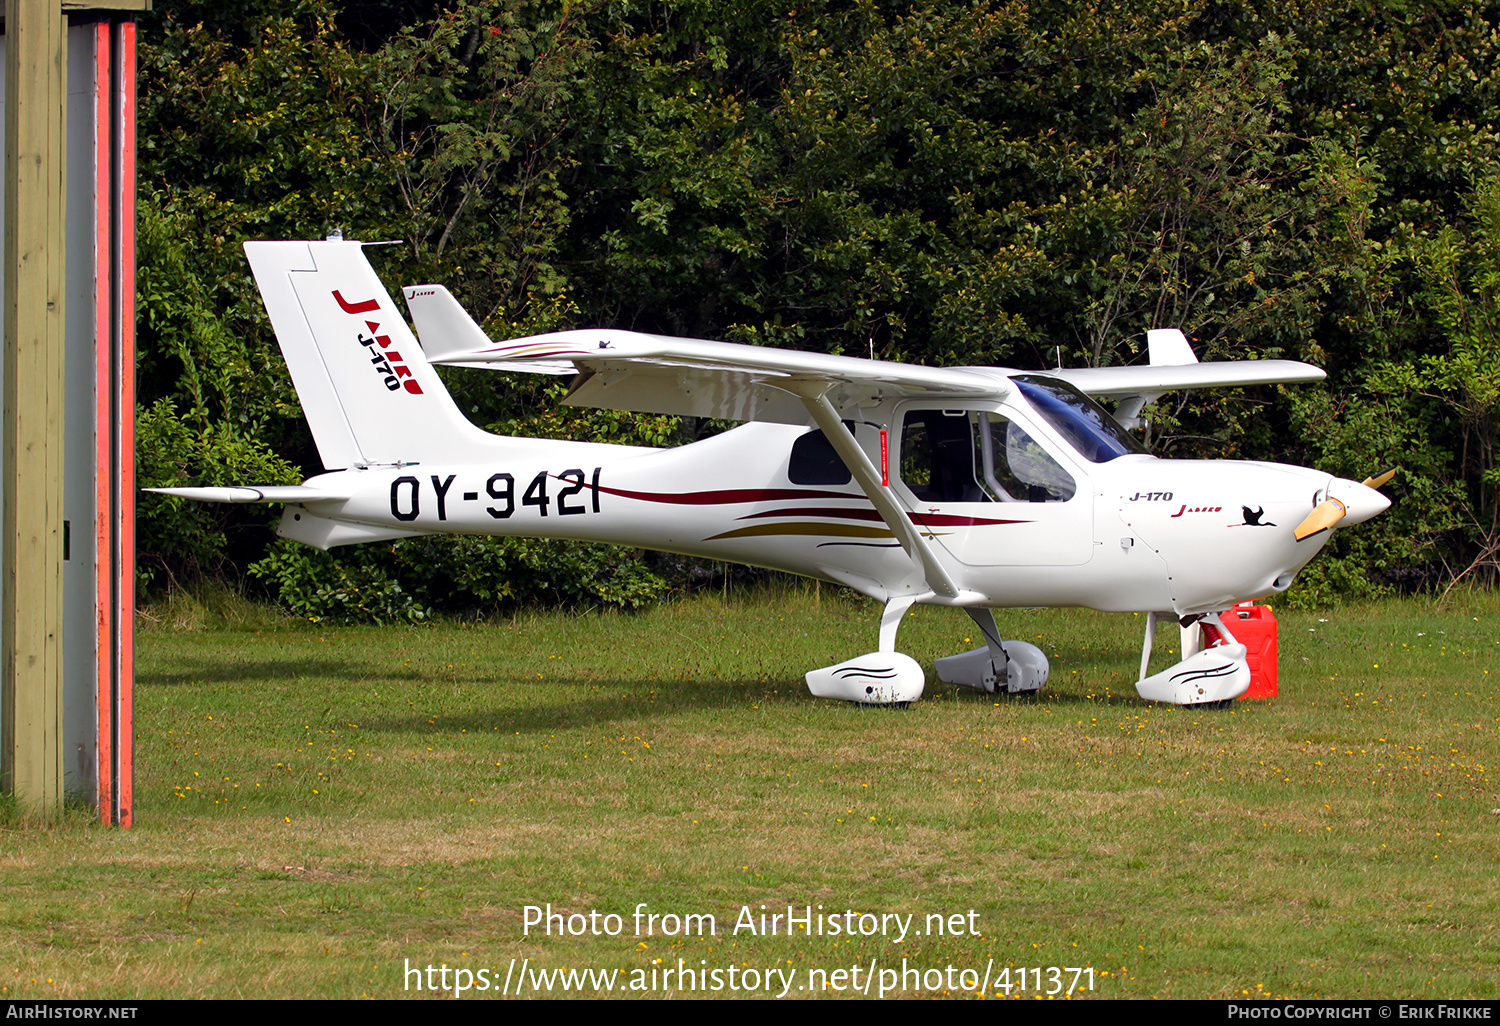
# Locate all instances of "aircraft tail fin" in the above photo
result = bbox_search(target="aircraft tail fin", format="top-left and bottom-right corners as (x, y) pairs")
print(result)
(243, 240), (498, 469)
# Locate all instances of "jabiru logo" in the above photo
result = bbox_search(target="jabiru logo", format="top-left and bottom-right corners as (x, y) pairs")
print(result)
(332, 289), (424, 395)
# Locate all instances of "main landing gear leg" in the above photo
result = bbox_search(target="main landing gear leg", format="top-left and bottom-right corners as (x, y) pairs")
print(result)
(1134, 611), (1250, 706)
(804, 595), (926, 705)
(934, 608), (1050, 696)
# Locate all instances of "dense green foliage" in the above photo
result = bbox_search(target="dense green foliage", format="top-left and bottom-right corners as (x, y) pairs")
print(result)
(137, 0), (1500, 615)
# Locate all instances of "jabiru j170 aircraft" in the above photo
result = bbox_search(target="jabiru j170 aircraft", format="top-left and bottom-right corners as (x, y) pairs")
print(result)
(154, 238), (1395, 708)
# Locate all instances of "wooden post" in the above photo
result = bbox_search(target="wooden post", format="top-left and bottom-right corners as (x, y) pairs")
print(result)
(2, 0), (67, 815)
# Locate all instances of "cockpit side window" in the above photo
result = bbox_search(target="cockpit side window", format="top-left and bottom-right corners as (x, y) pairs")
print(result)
(898, 409), (1076, 503)
(900, 410), (988, 503)
(981, 413), (1076, 502)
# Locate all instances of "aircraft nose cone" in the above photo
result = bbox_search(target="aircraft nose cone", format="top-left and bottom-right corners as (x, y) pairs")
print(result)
(1329, 476), (1392, 526)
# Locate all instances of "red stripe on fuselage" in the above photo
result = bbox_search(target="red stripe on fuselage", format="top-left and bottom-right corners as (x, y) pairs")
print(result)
(595, 485), (1033, 527)
(594, 485), (859, 505)
(909, 511), (1032, 528)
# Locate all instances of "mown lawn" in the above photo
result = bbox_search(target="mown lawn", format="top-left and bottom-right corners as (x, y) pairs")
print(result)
(2, 589), (1497, 999)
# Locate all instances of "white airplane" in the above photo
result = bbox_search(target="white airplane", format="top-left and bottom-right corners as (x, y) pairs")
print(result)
(154, 238), (1394, 708)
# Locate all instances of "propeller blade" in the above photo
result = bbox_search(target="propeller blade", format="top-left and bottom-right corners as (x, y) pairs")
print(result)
(1361, 466), (1397, 489)
(1294, 497), (1348, 541)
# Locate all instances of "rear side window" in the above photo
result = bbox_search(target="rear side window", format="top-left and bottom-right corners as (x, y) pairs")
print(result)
(788, 427), (853, 485)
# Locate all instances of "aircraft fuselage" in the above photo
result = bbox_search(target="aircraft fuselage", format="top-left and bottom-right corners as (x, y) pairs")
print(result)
(280, 415), (1374, 619)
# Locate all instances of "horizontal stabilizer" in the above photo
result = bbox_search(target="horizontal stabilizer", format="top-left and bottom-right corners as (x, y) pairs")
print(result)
(147, 484), (354, 504)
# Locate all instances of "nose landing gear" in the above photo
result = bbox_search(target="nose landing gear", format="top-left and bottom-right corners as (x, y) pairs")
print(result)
(1134, 611), (1251, 706)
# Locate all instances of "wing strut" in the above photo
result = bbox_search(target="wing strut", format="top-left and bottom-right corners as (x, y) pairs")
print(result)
(793, 385), (961, 599)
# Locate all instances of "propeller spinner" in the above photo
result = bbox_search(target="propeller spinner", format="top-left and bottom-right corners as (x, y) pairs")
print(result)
(1294, 467), (1397, 541)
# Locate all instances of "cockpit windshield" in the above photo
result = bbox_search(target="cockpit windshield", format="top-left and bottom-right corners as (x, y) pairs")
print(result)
(1011, 376), (1147, 463)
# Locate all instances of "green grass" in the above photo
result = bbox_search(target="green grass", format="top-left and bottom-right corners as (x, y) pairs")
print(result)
(3, 588), (1498, 999)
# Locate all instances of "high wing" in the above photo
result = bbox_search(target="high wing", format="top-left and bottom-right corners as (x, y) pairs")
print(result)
(403, 290), (1326, 600)
(405, 286), (1006, 597)
(405, 285), (1003, 425)
(406, 289), (1324, 425)
(1044, 328), (1325, 428)
(404, 284), (577, 377)
(1050, 359), (1327, 396)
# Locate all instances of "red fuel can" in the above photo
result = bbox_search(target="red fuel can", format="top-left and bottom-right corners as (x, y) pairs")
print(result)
(1227, 603), (1278, 698)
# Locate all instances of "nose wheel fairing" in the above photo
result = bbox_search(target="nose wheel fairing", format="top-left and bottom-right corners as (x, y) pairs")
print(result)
(1134, 611), (1251, 705)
